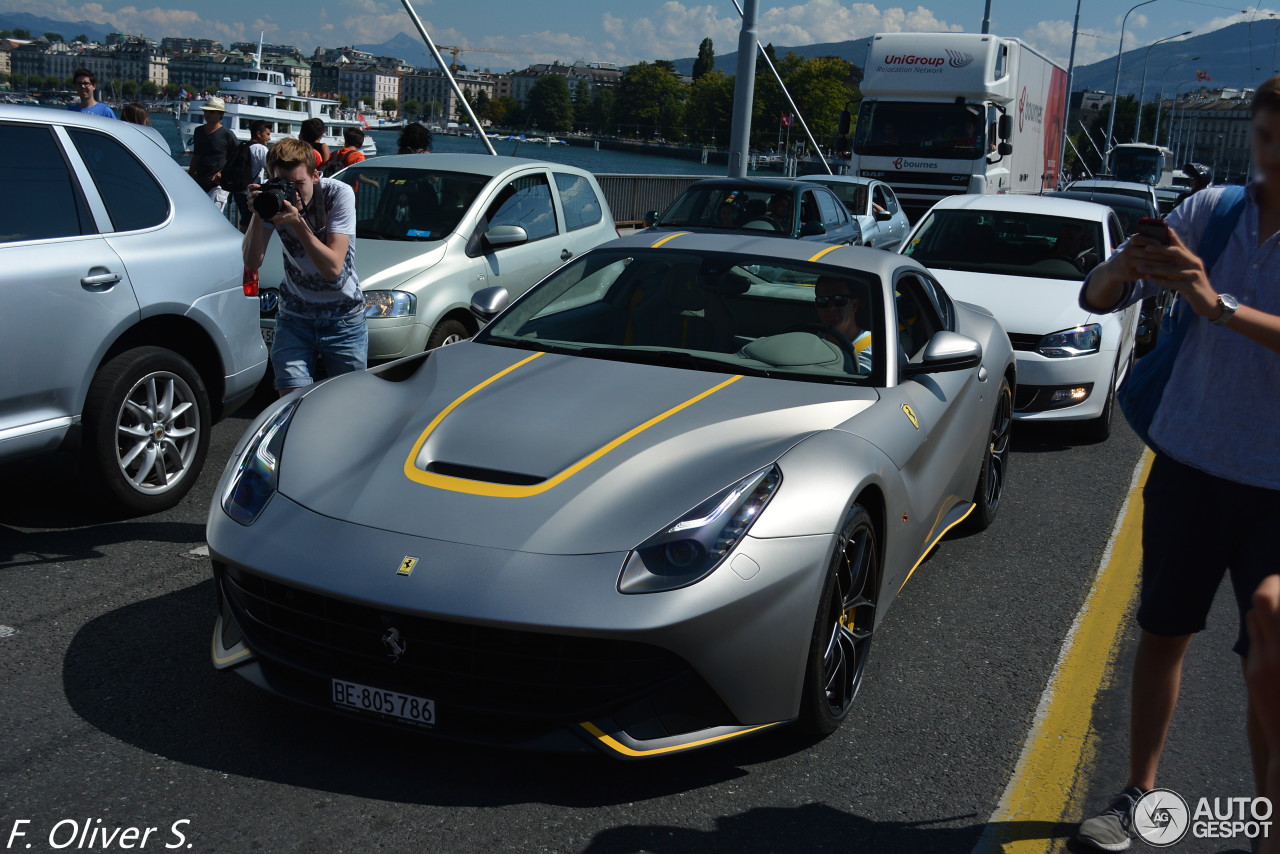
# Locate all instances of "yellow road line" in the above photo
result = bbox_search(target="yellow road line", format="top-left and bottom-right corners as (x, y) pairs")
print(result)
(972, 450), (1154, 854)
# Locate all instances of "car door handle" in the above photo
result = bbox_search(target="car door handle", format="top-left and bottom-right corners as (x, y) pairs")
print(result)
(560, 249), (573, 261)
(81, 269), (122, 290)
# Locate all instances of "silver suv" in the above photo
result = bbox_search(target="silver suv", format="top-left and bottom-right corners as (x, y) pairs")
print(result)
(258, 154), (617, 359)
(0, 106), (268, 513)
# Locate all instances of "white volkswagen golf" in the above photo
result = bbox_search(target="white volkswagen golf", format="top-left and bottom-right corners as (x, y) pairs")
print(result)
(901, 194), (1138, 441)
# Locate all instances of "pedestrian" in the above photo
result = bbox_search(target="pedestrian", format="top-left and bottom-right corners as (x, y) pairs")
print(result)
(299, 117), (329, 170)
(188, 96), (237, 212)
(120, 101), (171, 153)
(242, 137), (367, 396)
(1246, 574), (1280, 854)
(397, 122), (432, 154)
(322, 127), (366, 175)
(1074, 75), (1280, 852)
(67, 68), (116, 119)
(234, 120), (272, 233)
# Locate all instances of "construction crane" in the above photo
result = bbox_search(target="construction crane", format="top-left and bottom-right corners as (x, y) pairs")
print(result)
(434, 45), (535, 72)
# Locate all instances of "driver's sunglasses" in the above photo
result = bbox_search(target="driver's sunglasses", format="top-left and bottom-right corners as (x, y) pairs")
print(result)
(814, 295), (851, 308)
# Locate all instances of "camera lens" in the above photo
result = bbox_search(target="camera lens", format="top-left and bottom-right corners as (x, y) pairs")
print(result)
(253, 190), (284, 219)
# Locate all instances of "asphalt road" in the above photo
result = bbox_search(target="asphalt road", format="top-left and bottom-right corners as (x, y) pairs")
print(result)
(0, 392), (1252, 854)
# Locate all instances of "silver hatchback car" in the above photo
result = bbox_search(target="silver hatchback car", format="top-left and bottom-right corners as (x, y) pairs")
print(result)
(257, 154), (617, 360)
(0, 106), (268, 513)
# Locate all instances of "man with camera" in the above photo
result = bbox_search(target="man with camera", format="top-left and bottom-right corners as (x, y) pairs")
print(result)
(243, 137), (367, 396)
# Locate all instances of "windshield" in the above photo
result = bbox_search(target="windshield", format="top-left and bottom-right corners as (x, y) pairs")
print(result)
(1111, 148), (1163, 185)
(476, 248), (884, 385)
(903, 210), (1105, 281)
(658, 184), (798, 234)
(854, 101), (989, 159)
(340, 167), (489, 241)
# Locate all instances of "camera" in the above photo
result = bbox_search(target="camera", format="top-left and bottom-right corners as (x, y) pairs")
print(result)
(253, 178), (298, 219)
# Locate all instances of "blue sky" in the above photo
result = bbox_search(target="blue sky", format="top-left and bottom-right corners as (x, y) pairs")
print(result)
(5, 0), (1278, 69)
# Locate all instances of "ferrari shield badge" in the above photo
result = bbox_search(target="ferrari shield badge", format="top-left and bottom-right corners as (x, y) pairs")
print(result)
(902, 404), (920, 430)
(396, 556), (418, 577)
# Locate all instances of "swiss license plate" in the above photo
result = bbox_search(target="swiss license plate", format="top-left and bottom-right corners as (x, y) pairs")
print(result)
(331, 678), (435, 727)
(262, 327), (275, 348)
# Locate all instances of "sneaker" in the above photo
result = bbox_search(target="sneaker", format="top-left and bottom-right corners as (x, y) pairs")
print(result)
(1076, 786), (1145, 852)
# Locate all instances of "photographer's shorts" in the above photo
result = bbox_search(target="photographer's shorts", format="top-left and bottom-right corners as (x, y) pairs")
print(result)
(1140, 453), (1280, 655)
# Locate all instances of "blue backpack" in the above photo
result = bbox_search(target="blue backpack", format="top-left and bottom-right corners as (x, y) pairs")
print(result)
(1117, 186), (1247, 450)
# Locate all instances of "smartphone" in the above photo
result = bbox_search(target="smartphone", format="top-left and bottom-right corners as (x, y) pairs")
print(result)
(1134, 216), (1171, 245)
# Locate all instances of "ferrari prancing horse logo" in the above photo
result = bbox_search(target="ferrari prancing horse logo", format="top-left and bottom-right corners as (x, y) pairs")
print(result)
(902, 404), (920, 430)
(396, 556), (418, 576)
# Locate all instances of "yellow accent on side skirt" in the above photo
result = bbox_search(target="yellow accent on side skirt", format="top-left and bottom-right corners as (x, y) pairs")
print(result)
(650, 231), (691, 248)
(403, 354), (744, 497)
(898, 503), (976, 593)
(807, 244), (845, 263)
(579, 721), (779, 757)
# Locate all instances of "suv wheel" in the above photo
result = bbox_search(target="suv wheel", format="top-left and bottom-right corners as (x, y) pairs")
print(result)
(82, 346), (211, 514)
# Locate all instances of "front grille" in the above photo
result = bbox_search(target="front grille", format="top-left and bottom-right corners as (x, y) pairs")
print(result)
(219, 563), (691, 720)
(1008, 333), (1041, 352)
(861, 170), (971, 188)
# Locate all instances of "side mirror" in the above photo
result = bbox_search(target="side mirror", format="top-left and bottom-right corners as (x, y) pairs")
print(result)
(643, 210), (659, 228)
(874, 208), (894, 221)
(800, 221), (827, 236)
(470, 286), (510, 323)
(997, 114), (1012, 140)
(485, 225), (528, 248)
(998, 142), (1013, 156)
(900, 331), (983, 377)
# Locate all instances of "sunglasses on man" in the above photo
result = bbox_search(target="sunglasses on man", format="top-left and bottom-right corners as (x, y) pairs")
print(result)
(814, 295), (853, 308)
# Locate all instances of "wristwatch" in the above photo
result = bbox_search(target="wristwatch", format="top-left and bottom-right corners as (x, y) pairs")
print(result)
(1212, 293), (1240, 326)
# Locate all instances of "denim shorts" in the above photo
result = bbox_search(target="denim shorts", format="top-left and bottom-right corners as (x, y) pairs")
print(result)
(1139, 453), (1280, 656)
(271, 312), (368, 390)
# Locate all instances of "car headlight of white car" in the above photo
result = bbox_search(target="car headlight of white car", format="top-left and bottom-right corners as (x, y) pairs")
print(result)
(364, 290), (416, 318)
(222, 400), (297, 526)
(1036, 324), (1101, 358)
(618, 466), (782, 594)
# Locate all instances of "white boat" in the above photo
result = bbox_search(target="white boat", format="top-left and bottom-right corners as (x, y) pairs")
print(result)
(178, 59), (377, 157)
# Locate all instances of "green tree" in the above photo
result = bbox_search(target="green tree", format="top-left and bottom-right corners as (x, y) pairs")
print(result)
(74, 33), (88, 43)
(122, 79), (138, 97)
(692, 37), (715, 80)
(616, 61), (685, 139)
(526, 74), (573, 132)
(403, 98), (421, 119)
(587, 87), (615, 134)
(684, 69), (733, 144)
(472, 88), (490, 121)
(43, 32), (64, 43)
(162, 81), (179, 98)
(140, 80), (158, 97)
(786, 55), (859, 144)
(10, 72), (25, 91)
(381, 97), (399, 114)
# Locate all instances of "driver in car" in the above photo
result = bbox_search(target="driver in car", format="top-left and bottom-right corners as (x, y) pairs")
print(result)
(1053, 222), (1099, 272)
(815, 275), (873, 373)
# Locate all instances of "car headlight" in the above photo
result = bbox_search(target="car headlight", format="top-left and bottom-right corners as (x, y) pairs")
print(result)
(364, 290), (416, 318)
(618, 466), (782, 594)
(1036, 324), (1101, 358)
(221, 400), (297, 526)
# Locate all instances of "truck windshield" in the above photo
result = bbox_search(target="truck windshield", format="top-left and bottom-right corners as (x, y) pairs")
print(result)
(853, 101), (988, 159)
(903, 209), (1105, 281)
(1111, 148), (1163, 185)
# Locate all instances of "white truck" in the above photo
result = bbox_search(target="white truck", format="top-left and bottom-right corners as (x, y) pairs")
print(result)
(849, 33), (1067, 220)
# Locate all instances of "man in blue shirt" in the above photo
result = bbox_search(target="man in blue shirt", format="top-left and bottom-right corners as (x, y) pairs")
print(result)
(66, 68), (116, 119)
(1075, 76), (1280, 851)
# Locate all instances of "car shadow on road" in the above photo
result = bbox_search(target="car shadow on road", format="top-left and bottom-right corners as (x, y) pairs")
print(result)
(580, 803), (1073, 853)
(63, 579), (849, 809)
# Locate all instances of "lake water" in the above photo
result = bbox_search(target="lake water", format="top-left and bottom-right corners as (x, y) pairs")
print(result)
(145, 110), (749, 177)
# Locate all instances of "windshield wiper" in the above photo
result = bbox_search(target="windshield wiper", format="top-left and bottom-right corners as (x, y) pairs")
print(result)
(576, 347), (772, 377)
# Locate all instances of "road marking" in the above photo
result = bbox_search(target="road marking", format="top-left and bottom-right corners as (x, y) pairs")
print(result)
(188, 545), (210, 557)
(972, 450), (1154, 854)
(0, 625), (16, 639)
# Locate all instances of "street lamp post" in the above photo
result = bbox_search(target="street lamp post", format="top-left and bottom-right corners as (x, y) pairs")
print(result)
(1153, 56), (1199, 146)
(1105, 0), (1161, 163)
(1170, 79), (1199, 164)
(1134, 30), (1190, 142)
(1060, 0), (1083, 185)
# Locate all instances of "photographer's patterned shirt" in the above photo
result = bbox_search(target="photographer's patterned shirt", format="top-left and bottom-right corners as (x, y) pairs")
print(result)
(267, 177), (362, 319)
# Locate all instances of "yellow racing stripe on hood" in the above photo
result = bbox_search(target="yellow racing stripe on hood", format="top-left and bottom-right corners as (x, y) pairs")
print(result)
(650, 231), (691, 248)
(403, 354), (744, 497)
(807, 244), (845, 263)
